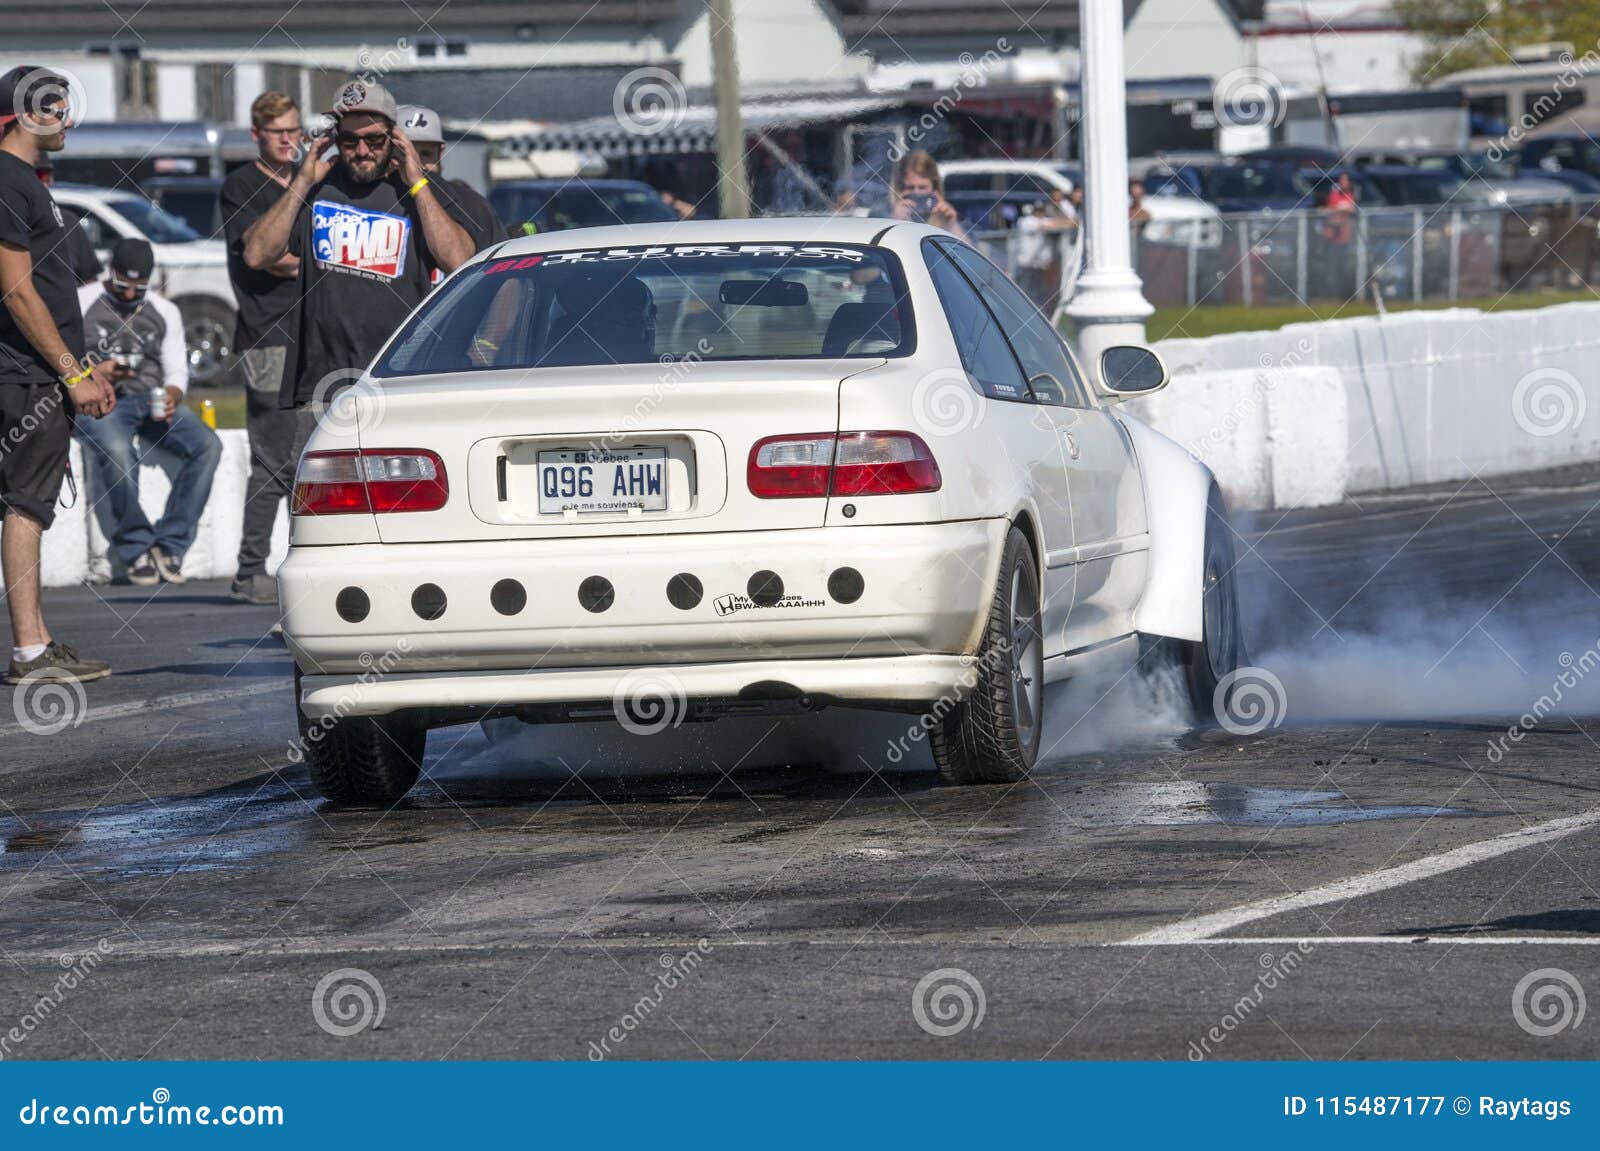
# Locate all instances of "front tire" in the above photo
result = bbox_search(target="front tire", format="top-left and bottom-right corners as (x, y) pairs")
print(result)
(1182, 485), (1245, 722)
(930, 526), (1044, 785)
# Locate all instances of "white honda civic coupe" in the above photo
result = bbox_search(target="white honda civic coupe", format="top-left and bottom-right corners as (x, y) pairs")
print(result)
(279, 217), (1242, 805)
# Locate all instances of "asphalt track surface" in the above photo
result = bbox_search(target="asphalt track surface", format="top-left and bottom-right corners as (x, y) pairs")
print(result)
(3, 466), (1600, 1060)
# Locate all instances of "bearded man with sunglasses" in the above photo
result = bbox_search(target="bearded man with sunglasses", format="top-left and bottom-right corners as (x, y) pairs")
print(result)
(242, 81), (473, 428)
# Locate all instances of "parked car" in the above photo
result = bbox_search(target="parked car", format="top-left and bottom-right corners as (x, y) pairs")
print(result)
(1355, 149), (1574, 205)
(1357, 166), (1484, 207)
(142, 175), (227, 239)
(1148, 161), (1388, 213)
(942, 158), (1220, 245)
(278, 217), (1242, 804)
(52, 184), (236, 387)
(490, 178), (679, 234)
(1520, 134), (1600, 182)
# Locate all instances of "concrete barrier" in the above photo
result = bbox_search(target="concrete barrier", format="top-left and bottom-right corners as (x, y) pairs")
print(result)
(1125, 364), (1349, 512)
(1153, 301), (1600, 497)
(4, 429), (289, 590)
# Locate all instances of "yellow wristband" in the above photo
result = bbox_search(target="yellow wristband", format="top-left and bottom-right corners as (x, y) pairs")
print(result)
(62, 367), (91, 388)
(408, 177), (430, 197)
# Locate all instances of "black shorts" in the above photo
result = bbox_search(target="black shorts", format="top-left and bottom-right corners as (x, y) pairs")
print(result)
(0, 382), (71, 529)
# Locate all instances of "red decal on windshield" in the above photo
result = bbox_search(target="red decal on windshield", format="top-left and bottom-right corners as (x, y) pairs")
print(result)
(484, 255), (543, 274)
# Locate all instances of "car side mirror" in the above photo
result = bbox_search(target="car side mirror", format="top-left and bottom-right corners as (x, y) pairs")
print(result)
(1099, 345), (1168, 396)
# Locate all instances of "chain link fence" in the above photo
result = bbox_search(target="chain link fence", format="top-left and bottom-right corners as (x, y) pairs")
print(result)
(971, 198), (1600, 314)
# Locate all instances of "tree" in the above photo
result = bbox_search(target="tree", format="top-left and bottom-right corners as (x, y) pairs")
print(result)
(1395, 0), (1600, 83)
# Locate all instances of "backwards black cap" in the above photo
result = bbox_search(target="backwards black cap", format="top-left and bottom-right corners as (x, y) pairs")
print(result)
(109, 238), (155, 282)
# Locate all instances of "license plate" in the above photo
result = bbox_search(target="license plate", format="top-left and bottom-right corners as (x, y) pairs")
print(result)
(537, 447), (667, 514)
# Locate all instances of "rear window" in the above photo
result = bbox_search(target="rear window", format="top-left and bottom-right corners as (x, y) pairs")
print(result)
(374, 242), (914, 377)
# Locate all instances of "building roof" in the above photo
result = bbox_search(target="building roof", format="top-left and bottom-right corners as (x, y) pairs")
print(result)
(516, 93), (906, 158)
(384, 66), (642, 127)
(0, 0), (676, 34)
(832, 0), (1264, 39)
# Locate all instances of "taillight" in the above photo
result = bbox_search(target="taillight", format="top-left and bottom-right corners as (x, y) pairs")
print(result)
(292, 449), (449, 515)
(747, 431), (940, 499)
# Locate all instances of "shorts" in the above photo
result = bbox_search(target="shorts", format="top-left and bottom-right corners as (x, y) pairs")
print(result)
(0, 382), (71, 529)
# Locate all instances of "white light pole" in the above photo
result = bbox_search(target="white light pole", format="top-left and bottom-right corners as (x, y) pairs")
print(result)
(1064, 0), (1153, 376)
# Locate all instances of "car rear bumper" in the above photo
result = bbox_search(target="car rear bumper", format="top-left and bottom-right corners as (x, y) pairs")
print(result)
(297, 654), (981, 720)
(278, 519), (1007, 682)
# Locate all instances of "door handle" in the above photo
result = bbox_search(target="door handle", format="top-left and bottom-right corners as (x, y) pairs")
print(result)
(1062, 430), (1081, 460)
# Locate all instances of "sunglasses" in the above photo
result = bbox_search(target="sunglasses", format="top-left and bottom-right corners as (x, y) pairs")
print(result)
(335, 130), (391, 151)
(258, 125), (302, 137)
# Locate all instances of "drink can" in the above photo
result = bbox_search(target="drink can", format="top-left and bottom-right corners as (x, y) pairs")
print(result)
(150, 385), (167, 420)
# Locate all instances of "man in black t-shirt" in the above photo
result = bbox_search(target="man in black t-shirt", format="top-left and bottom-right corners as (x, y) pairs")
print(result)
(0, 65), (116, 685)
(397, 104), (508, 269)
(34, 156), (100, 284)
(242, 80), (473, 420)
(221, 90), (304, 605)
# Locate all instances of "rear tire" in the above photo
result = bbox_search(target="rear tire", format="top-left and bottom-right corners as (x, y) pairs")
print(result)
(297, 677), (426, 805)
(930, 526), (1044, 785)
(1181, 485), (1245, 723)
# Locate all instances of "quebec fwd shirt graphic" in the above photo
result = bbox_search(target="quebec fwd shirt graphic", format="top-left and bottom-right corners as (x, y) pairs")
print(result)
(312, 200), (411, 281)
(285, 170), (436, 408)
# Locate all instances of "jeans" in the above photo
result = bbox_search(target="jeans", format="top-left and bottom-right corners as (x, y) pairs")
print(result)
(234, 346), (300, 578)
(75, 392), (223, 568)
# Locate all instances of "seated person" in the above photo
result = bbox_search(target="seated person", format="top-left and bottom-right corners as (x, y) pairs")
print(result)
(75, 240), (222, 585)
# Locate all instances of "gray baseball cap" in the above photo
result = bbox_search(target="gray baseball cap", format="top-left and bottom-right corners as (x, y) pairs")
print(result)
(329, 79), (397, 123)
(397, 104), (443, 143)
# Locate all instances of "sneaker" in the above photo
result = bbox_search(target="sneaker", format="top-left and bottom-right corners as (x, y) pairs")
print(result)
(125, 553), (159, 587)
(151, 545), (186, 585)
(5, 641), (111, 685)
(230, 573), (279, 606)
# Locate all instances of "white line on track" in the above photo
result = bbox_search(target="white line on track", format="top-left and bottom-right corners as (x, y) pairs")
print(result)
(1129, 936), (1600, 946)
(1121, 805), (1600, 946)
(0, 681), (284, 740)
